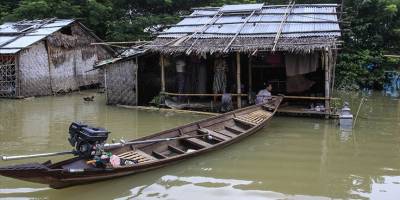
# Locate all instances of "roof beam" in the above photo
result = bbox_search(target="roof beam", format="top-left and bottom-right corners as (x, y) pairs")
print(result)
(181, 12), (339, 18)
(159, 30), (341, 36)
(171, 21), (340, 27)
(185, 11), (224, 54)
(223, 10), (257, 53)
(272, 1), (295, 52)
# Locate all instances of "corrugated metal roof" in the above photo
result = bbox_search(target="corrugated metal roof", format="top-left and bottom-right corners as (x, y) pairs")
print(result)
(0, 19), (75, 54)
(0, 49), (20, 54)
(220, 4), (263, 13)
(95, 48), (146, 68)
(159, 3), (341, 39)
(2, 35), (47, 48)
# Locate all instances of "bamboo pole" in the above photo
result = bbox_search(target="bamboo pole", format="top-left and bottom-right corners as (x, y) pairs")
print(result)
(248, 56), (252, 97)
(223, 10), (256, 53)
(91, 41), (150, 45)
(353, 97), (365, 128)
(331, 49), (338, 97)
(117, 105), (219, 116)
(236, 52), (242, 108)
(161, 92), (247, 97)
(324, 49), (330, 118)
(104, 67), (108, 104)
(328, 48), (333, 116)
(283, 96), (340, 100)
(272, 0), (295, 52)
(135, 56), (139, 105)
(160, 55), (165, 92)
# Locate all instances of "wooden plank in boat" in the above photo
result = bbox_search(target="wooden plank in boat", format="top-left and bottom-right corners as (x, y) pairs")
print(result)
(216, 129), (238, 138)
(233, 117), (257, 126)
(199, 128), (231, 141)
(118, 150), (156, 163)
(168, 145), (185, 154)
(225, 126), (245, 134)
(152, 151), (167, 159)
(184, 137), (212, 148)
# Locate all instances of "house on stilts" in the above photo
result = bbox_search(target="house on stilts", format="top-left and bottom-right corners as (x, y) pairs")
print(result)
(0, 19), (115, 98)
(98, 3), (342, 117)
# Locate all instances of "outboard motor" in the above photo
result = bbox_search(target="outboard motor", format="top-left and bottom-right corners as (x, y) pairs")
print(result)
(68, 122), (110, 159)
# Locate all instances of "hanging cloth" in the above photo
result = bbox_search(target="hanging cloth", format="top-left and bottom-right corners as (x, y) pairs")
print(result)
(213, 58), (227, 94)
(285, 53), (318, 76)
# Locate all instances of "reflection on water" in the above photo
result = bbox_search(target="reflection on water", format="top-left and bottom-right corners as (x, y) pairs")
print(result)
(0, 91), (399, 199)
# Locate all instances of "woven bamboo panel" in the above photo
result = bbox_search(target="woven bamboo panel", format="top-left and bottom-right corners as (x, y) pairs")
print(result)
(236, 110), (272, 125)
(0, 55), (17, 97)
(18, 42), (52, 97)
(117, 150), (155, 164)
(106, 60), (137, 105)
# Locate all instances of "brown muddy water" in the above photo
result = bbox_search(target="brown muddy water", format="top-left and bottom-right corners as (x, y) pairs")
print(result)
(0, 91), (399, 200)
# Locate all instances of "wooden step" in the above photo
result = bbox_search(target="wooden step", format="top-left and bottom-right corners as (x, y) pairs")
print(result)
(184, 137), (212, 148)
(199, 128), (231, 141)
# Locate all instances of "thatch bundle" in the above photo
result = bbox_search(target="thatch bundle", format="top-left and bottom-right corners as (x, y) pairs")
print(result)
(47, 24), (97, 64)
(148, 36), (339, 55)
(47, 24), (94, 49)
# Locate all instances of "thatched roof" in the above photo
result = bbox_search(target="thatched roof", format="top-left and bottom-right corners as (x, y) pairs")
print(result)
(148, 3), (341, 55)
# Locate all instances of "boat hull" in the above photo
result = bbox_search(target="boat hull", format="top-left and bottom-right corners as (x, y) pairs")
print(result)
(0, 97), (282, 189)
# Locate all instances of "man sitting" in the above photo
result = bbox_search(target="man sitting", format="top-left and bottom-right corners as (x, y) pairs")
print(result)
(256, 83), (272, 104)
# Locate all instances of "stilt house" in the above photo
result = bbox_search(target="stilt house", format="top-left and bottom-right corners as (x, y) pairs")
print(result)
(0, 19), (114, 98)
(149, 3), (341, 116)
(98, 3), (342, 117)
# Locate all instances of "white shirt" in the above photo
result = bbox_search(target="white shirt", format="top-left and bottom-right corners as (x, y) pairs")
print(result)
(256, 89), (271, 104)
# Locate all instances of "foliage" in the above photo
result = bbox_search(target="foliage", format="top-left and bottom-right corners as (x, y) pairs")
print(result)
(336, 0), (400, 90)
(335, 50), (387, 90)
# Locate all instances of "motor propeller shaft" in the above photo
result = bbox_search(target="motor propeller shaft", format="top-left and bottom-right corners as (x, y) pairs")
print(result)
(1, 133), (210, 161)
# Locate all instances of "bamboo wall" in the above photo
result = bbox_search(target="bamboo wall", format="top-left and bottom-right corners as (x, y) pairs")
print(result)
(18, 41), (52, 97)
(48, 48), (100, 93)
(105, 60), (137, 105)
(46, 23), (110, 93)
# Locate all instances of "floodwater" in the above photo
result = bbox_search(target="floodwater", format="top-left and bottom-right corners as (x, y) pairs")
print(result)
(0, 91), (399, 200)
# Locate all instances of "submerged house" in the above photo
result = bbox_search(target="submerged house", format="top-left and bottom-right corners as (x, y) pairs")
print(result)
(100, 3), (342, 117)
(0, 19), (114, 98)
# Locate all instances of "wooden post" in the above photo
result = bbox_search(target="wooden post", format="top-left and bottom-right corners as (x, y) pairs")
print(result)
(160, 54), (165, 92)
(135, 56), (139, 105)
(236, 52), (242, 108)
(324, 48), (330, 118)
(45, 43), (53, 95)
(15, 54), (20, 97)
(248, 56), (252, 96)
(331, 49), (337, 97)
(104, 67), (108, 104)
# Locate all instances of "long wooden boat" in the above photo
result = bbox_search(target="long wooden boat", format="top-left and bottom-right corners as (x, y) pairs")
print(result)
(0, 96), (282, 189)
